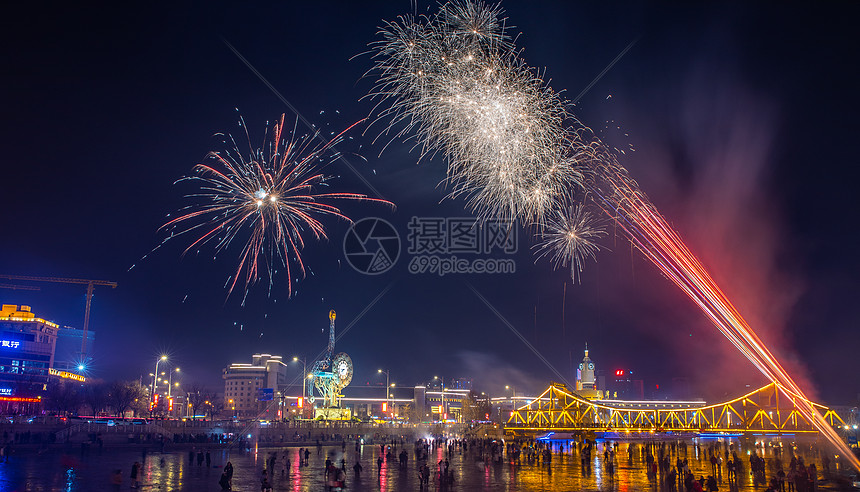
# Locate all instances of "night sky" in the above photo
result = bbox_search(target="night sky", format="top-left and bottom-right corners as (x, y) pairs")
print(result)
(3, 2), (858, 403)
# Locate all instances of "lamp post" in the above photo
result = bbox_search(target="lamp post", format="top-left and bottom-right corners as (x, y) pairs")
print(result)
(504, 385), (516, 423)
(434, 376), (446, 422)
(168, 368), (180, 398)
(150, 355), (167, 414)
(378, 369), (390, 417)
(293, 356), (307, 415)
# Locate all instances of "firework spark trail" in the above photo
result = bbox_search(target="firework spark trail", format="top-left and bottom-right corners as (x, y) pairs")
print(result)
(366, 0), (859, 469)
(162, 114), (392, 300)
(592, 155), (860, 470)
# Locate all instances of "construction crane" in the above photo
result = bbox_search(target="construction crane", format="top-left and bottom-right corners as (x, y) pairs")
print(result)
(0, 283), (40, 291)
(0, 274), (117, 358)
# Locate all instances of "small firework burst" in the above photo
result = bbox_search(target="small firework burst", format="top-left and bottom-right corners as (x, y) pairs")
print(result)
(534, 202), (606, 282)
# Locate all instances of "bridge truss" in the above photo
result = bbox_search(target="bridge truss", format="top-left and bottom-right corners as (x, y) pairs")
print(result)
(506, 382), (845, 437)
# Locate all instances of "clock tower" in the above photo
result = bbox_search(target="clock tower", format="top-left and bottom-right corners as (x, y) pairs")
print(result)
(576, 344), (596, 391)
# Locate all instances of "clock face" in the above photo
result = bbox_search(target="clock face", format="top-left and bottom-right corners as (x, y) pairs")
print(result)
(588, 363), (594, 370)
(330, 352), (352, 389)
(578, 363), (583, 370)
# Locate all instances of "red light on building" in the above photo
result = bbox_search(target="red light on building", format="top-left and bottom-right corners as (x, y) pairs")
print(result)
(382, 402), (387, 413)
(168, 397), (174, 412)
(0, 396), (41, 403)
(297, 397), (303, 408)
(615, 370), (624, 376)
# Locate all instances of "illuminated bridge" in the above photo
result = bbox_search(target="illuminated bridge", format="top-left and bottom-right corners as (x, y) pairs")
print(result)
(506, 382), (846, 438)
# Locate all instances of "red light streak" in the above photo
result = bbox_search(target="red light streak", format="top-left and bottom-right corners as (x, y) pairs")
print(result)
(592, 160), (860, 471)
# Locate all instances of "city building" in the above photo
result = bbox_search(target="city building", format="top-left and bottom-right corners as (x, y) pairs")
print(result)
(270, 380), (480, 423)
(223, 354), (287, 418)
(449, 378), (473, 390)
(0, 304), (61, 413)
(424, 387), (471, 421)
(606, 369), (645, 400)
(594, 396), (706, 410)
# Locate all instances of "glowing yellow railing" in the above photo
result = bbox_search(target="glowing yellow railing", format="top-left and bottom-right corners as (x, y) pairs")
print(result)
(506, 382), (845, 436)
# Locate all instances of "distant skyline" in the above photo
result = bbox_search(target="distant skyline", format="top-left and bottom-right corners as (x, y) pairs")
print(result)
(2, 2), (858, 403)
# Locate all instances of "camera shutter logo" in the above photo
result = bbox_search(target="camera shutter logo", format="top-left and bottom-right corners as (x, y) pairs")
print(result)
(343, 218), (400, 275)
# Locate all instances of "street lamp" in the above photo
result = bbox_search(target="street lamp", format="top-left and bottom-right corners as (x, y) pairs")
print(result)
(306, 373), (315, 403)
(503, 385), (516, 424)
(378, 369), (390, 417)
(293, 356), (307, 413)
(150, 355), (167, 414)
(168, 368), (180, 398)
(434, 376), (446, 422)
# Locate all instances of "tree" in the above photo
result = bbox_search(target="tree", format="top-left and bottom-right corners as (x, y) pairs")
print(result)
(130, 391), (150, 417)
(401, 403), (423, 424)
(83, 381), (109, 416)
(108, 381), (145, 417)
(186, 382), (208, 418)
(205, 393), (224, 420)
(44, 381), (84, 416)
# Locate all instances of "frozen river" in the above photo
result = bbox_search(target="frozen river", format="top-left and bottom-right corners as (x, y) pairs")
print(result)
(0, 438), (848, 491)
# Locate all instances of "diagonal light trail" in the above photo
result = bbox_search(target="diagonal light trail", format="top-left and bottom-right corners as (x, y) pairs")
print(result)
(572, 38), (638, 104)
(466, 281), (573, 389)
(283, 281), (395, 390)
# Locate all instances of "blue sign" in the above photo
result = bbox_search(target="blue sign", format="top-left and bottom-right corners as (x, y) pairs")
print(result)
(0, 341), (20, 349)
(257, 388), (274, 401)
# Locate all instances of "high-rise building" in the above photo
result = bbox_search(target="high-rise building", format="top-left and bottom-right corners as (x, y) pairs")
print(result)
(0, 304), (60, 412)
(607, 369), (645, 400)
(223, 354), (287, 418)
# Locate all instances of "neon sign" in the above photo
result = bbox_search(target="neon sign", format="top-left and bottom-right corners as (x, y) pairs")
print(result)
(48, 368), (86, 382)
(0, 388), (12, 396)
(0, 341), (20, 349)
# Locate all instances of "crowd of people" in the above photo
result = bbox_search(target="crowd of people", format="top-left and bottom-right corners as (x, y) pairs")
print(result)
(100, 433), (848, 490)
